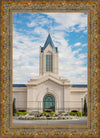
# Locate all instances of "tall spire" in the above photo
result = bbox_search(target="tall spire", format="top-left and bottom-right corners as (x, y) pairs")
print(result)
(48, 27), (51, 34)
(41, 29), (58, 53)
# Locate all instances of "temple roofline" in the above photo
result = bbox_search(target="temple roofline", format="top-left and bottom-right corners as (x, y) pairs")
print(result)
(13, 84), (87, 88)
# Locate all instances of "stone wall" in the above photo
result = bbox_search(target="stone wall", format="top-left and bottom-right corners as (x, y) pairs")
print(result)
(13, 87), (27, 111)
(13, 85), (87, 113)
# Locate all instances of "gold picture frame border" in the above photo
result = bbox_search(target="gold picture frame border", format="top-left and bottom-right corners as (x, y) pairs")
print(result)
(0, 0), (99, 137)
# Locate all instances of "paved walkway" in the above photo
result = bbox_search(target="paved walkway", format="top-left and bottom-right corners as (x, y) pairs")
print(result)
(13, 117), (87, 126)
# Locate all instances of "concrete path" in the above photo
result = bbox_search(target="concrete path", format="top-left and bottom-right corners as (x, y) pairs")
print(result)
(13, 117), (87, 126)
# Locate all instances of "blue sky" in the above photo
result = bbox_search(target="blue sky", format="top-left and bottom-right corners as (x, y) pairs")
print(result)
(13, 13), (87, 84)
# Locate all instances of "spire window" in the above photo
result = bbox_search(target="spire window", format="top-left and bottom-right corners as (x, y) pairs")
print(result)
(46, 54), (52, 72)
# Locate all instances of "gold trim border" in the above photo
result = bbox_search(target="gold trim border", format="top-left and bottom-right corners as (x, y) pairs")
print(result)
(1, 0), (99, 137)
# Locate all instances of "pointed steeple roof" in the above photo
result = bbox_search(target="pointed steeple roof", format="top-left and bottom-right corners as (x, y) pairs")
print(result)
(41, 33), (58, 53)
(44, 34), (55, 49)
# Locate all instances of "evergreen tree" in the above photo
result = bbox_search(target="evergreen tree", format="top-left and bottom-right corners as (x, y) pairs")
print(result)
(13, 98), (16, 116)
(84, 97), (87, 116)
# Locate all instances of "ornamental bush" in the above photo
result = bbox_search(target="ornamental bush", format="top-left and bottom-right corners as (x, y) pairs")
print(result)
(16, 112), (28, 116)
(41, 112), (47, 116)
(83, 97), (87, 116)
(69, 112), (77, 116)
(41, 112), (55, 116)
(50, 112), (55, 116)
(16, 112), (22, 116)
(13, 98), (16, 116)
(77, 112), (83, 117)
(65, 114), (68, 116)
(23, 112), (28, 115)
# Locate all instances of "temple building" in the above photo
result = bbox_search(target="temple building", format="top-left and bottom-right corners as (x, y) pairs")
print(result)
(13, 31), (87, 113)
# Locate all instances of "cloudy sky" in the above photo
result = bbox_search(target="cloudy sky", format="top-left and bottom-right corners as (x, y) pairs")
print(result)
(13, 13), (87, 84)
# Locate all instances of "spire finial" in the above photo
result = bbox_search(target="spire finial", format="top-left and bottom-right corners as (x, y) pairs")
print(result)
(48, 27), (51, 34)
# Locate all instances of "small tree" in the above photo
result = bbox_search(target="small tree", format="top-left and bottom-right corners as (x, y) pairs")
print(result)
(13, 98), (16, 116)
(83, 97), (87, 116)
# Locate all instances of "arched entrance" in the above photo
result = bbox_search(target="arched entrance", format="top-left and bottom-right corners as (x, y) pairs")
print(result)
(43, 94), (55, 112)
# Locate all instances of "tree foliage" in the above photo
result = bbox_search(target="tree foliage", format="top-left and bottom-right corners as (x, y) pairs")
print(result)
(84, 97), (87, 116)
(13, 98), (16, 115)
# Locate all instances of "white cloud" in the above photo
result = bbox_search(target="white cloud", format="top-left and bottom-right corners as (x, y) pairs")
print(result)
(26, 15), (52, 29)
(83, 30), (87, 33)
(72, 48), (82, 55)
(78, 54), (87, 59)
(45, 13), (87, 33)
(26, 13), (87, 34)
(13, 28), (40, 83)
(13, 27), (87, 84)
(33, 27), (47, 36)
(74, 42), (81, 47)
(27, 21), (36, 27)
(82, 43), (87, 47)
(13, 13), (87, 84)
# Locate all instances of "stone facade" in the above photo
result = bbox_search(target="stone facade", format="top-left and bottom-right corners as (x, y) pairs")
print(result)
(13, 32), (87, 113)
(13, 83), (87, 113)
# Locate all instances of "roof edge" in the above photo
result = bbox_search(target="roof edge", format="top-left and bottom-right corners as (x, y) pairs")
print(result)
(13, 84), (87, 88)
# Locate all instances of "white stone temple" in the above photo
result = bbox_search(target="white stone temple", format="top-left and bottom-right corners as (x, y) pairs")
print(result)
(13, 31), (87, 113)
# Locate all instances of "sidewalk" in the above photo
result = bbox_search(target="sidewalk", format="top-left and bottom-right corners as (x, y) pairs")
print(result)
(13, 117), (87, 126)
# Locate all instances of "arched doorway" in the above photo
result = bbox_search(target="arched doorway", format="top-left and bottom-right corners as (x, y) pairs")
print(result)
(43, 94), (55, 112)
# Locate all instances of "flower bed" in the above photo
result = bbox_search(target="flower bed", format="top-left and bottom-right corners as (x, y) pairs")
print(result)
(17, 111), (83, 120)
(18, 114), (79, 120)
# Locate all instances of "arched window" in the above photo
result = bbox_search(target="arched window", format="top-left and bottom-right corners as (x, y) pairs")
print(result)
(46, 54), (52, 72)
(43, 94), (55, 112)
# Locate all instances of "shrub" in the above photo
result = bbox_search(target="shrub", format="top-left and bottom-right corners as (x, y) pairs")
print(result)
(50, 112), (55, 116)
(65, 114), (68, 116)
(37, 114), (40, 117)
(41, 112), (55, 116)
(16, 112), (28, 116)
(23, 112), (28, 115)
(41, 112), (47, 116)
(69, 112), (77, 116)
(16, 112), (23, 116)
(31, 117), (35, 120)
(13, 98), (16, 116)
(77, 112), (83, 117)
(84, 97), (87, 116)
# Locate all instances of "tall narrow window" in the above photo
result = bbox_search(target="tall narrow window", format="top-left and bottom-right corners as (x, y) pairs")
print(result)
(46, 54), (52, 72)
